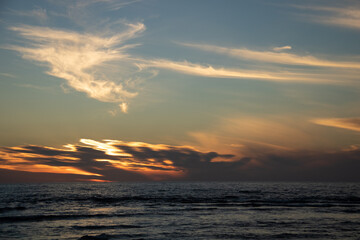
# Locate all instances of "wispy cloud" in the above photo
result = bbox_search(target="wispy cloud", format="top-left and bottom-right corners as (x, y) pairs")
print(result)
(137, 58), (334, 83)
(90, 0), (143, 11)
(297, 5), (360, 30)
(179, 43), (360, 69)
(0, 73), (16, 78)
(16, 83), (51, 91)
(8, 23), (146, 112)
(188, 116), (315, 153)
(10, 8), (48, 23)
(65, 0), (142, 11)
(51, 0), (142, 29)
(312, 117), (360, 132)
(7, 1), (360, 115)
(273, 45), (292, 51)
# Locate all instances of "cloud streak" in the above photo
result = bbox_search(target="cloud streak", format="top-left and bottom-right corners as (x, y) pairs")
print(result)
(312, 117), (360, 132)
(8, 23), (146, 112)
(137, 59), (335, 83)
(180, 43), (360, 69)
(10, 8), (48, 23)
(273, 45), (292, 51)
(297, 5), (360, 30)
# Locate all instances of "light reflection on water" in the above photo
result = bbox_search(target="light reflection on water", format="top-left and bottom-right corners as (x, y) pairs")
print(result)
(0, 182), (359, 239)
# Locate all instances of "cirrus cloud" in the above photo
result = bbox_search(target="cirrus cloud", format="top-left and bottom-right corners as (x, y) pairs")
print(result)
(295, 5), (360, 30)
(179, 42), (360, 69)
(7, 23), (146, 112)
(136, 58), (336, 84)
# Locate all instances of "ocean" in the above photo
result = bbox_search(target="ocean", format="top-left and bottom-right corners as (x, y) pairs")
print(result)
(0, 182), (359, 239)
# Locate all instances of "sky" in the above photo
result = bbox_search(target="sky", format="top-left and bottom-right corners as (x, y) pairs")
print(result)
(0, 0), (360, 183)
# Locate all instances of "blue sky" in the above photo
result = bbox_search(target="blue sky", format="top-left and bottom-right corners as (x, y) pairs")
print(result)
(0, 0), (360, 182)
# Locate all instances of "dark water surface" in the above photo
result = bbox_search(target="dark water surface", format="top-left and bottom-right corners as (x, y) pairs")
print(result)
(0, 182), (359, 239)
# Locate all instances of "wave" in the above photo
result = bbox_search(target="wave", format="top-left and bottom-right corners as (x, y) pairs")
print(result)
(73, 224), (142, 230)
(4, 189), (359, 208)
(78, 233), (147, 240)
(78, 233), (111, 240)
(0, 206), (26, 213)
(0, 213), (144, 223)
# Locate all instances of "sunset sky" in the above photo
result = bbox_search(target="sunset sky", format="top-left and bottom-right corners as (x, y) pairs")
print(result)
(1, 0), (360, 183)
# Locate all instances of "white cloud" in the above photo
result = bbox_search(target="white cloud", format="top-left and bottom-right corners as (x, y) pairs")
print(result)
(119, 102), (128, 113)
(8, 23), (146, 109)
(9, 3), (360, 114)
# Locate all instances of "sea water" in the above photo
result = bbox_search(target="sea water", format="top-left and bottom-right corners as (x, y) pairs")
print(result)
(0, 182), (359, 239)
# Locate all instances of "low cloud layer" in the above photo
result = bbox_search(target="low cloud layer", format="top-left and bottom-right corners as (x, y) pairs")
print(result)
(0, 138), (359, 183)
(0, 139), (235, 182)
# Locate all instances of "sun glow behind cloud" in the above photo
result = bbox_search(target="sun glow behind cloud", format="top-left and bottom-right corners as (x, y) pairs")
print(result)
(0, 138), (359, 182)
(1, 1), (360, 183)
(0, 139), (217, 181)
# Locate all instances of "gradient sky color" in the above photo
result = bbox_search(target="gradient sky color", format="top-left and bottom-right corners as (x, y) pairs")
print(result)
(1, 0), (360, 183)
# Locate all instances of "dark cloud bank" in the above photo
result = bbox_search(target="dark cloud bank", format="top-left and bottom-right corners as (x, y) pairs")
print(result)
(0, 139), (359, 183)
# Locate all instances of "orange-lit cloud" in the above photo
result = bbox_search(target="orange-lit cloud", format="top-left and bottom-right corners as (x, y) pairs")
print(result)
(312, 117), (360, 132)
(1, 138), (360, 183)
(273, 45), (292, 51)
(1, 163), (99, 176)
(0, 139), (235, 182)
(189, 116), (317, 153)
